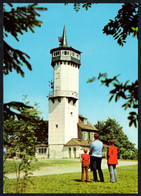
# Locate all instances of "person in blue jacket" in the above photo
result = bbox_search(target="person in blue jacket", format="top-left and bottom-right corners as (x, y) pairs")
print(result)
(90, 133), (104, 182)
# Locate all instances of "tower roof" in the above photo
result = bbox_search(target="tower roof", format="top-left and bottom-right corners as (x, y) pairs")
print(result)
(58, 26), (67, 47)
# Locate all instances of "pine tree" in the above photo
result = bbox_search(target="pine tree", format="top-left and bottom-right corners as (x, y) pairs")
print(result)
(3, 3), (47, 119)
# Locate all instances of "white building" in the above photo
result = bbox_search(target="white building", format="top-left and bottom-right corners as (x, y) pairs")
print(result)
(48, 26), (81, 159)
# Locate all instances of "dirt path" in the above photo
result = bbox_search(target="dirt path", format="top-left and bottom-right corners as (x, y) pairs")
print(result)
(5, 159), (137, 179)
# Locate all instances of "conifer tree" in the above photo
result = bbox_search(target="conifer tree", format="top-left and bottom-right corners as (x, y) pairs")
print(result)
(3, 3), (47, 119)
(3, 3), (47, 77)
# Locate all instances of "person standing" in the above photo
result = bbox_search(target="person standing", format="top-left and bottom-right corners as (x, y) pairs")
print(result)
(81, 148), (90, 182)
(107, 139), (118, 183)
(90, 133), (104, 182)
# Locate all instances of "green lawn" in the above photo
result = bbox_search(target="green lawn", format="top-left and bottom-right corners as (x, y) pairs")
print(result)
(4, 165), (138, 194)
(4, 159), (80, 174)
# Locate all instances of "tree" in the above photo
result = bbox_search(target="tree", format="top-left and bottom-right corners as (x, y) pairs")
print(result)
(70, 3), (138, 45)
(95, 118), (138, 159)
(103, 3), (138, 46)
(3, 3), (47, 119)
(87, 73), (138, 127)
(4, 96), (48, 148)
(3, 95), (48, 193)
(3, 3), (47, 77)
(69, 3), (138, 127)
(101, 3), (138, 126)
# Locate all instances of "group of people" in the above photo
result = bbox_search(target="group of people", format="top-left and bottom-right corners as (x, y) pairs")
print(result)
(80, 133), (118, 183)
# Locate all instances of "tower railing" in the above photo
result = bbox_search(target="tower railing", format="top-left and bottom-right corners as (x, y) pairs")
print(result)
(49, 90), (78, 99)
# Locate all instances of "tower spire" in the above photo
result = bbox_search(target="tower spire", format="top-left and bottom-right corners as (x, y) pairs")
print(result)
(58, 25), (67, 47)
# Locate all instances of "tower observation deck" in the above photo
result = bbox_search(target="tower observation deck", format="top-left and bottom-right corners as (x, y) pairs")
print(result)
(49, 26), (81, 101)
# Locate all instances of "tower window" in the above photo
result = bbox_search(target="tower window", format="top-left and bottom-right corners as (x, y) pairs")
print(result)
(64, 51), (69, 55)
(55, 73), (60, 79)
(53, 51), (60, 57)
(56, 124), (58, 128)
(55, 86), (60, 90)
(70, 112), (73, 116)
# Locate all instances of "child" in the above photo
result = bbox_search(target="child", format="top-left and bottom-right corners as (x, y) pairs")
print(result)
(81, 148), (90, 182)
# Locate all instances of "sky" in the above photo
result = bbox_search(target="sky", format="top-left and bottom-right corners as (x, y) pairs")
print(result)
(4, 3), (138, 148)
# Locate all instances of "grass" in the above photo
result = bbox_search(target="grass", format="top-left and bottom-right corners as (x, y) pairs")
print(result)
(4, 159), (80, 174)
(4, 165), (138, 194)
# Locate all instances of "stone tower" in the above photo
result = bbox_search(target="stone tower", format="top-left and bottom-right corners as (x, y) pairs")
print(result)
(48, 26), (81, 158)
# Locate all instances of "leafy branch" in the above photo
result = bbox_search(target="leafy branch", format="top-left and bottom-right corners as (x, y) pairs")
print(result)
(65, 3), (94, 12)
(103, 3), (138, 46)
(87, 73), (138, 127)
(3, 3), (47, 77)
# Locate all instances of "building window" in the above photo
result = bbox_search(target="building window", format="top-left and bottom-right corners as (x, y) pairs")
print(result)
(56, 124), (58, 128)
(84, 119), (87, 125)
(70, 112), (73, 116)
(83, 132), (87, 140)
(91, 132), (94, 141)
(39, 148), (47, 154)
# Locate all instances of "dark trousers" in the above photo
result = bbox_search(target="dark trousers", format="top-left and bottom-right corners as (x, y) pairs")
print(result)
(91, 156), (104, 182)
(81, 164), (89, 182)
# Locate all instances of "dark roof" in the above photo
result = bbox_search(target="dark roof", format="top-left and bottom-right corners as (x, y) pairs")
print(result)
(78, 114), (98, 131)
(65, 138), (109, 147)
(50, 46), (81, 54)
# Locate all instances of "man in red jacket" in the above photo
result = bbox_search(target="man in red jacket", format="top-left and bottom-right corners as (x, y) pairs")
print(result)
(107, 139), (118, 183)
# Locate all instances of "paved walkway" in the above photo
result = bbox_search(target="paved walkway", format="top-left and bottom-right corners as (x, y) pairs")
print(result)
(6, 159), (137, 179)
